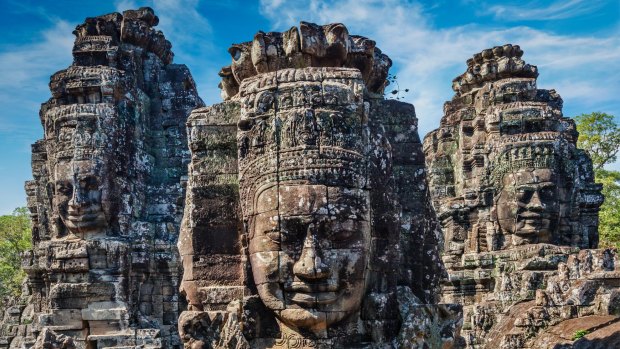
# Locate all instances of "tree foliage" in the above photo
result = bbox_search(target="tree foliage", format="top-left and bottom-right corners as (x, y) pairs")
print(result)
(575, 112), (620, 170)
(575, 112), (620, 248)
(596, 169), (620, 248)
(0, 207), (32, 298)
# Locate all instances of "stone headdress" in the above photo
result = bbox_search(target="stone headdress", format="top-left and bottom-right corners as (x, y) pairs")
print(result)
(236, 68), (368, 218)
(424, 45), (603, 255)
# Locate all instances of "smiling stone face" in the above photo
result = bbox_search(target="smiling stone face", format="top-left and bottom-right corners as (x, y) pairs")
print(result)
(496, 168), (563, 244)
(235, 68), (371, 334)
(248, 184), (370, 331)
(53, 159), (109, 237)
(46, 112), (116, 239)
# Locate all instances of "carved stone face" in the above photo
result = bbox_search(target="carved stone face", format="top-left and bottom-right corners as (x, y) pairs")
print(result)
(496, 168), (562, 243)
(248, 184), (370, 332)
(53, 159), (108, 236)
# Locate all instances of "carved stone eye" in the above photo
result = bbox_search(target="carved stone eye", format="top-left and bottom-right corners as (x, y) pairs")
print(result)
(56, 182), (73, 196)
(238, 118), (254, 132)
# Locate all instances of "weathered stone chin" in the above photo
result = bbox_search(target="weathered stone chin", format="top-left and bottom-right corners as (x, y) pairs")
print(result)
(63, 208), (107, 232)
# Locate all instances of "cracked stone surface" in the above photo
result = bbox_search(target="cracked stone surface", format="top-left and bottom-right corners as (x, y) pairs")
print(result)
(2, 7), (615, 349)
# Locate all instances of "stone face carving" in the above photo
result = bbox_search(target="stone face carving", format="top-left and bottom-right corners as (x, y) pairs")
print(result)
(425, 44), (601, 254)
(0, 8), (203, 349)
(239, 69), (370, 334)
(179, 23), (461, 349)
(495, 165), (562, 244)
(424, 45), (618, 348)
(9, 8), (616, 348)
(47, 107), (118, 240)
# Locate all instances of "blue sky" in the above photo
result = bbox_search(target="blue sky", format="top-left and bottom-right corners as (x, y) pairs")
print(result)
(0, 0), (618, 214)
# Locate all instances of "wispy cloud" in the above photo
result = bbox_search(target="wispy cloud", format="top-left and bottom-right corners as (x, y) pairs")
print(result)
(0, 20), (74, 135)
(258, 0), (620, 137)
(481, 0), (607, 21)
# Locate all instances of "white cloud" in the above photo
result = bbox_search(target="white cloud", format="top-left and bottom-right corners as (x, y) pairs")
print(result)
(114, 0), (138, 11)
(0, 20), (74, 133)
(481, 0), (607, 21)
(257, 0), (620, 137)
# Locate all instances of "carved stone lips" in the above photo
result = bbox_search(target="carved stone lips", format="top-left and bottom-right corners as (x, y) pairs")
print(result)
(67, 209), (103, 223)
(286, 283), (340, 306)
(519, 211), (543, 220)
(287, 282), (339, 293)
(288, 291), (339, 306)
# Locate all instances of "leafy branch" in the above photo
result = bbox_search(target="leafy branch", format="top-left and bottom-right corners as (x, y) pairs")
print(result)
(385, 74), (410, 100)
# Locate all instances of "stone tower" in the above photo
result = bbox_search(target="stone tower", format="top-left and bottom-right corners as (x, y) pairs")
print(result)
(177, 22), (462, 348)
(1, 8), (203, 349)
(424, 45), (620, 348)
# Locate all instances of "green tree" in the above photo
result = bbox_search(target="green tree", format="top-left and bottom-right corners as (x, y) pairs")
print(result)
(575, 112), (620, 170)
(595, 170), (620, 248)
(0, 207), (32, 298)
(575, 112), (620, 248)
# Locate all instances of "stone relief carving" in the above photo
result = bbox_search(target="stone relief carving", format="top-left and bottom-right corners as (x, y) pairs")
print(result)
(218, 22), (391, 101)
(424, 45), (618, 349)
(178, 23), (461, 349)
(1, 7), (203, 349)
(1, 6), (615, 348)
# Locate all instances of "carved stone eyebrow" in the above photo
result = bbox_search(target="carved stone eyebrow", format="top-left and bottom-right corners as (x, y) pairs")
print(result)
(537, 182), (556, 189)
(515, 184), (536, 191)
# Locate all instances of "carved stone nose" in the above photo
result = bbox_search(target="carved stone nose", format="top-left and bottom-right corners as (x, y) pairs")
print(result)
(527, 190), (543, 211)
(293, 224), (329, 280)
(69, 185), (84, 208)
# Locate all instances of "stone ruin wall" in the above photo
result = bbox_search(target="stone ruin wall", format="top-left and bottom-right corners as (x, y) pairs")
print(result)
(0, 7), (618, 349)
(1, 8), (203, 349)
(424, 45), (620, 348)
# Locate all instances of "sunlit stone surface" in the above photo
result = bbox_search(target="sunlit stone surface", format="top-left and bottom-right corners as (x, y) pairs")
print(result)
(0, 7), (203, 349)
(178, 22), (461, 349)
(424, 45), (619, 349)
